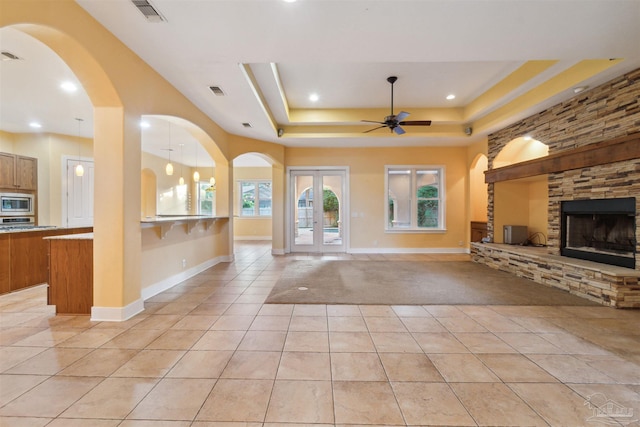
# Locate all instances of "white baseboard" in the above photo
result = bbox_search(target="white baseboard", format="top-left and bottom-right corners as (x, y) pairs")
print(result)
(91, 298), (144, 322)
(91, 254), (232, 322)
(348, 247), (470, 254)
(234, 236), (272, 241)
(271, 248), (285, 255)
(141, 254), (233, 301)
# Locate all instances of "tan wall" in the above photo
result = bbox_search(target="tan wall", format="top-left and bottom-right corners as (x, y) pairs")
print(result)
(285, 146), (469, 250)
(469, 155), (488, 222)
(0, 130), (15, 152)
(493, 177), (547, 243)
(233, 166), (273, 239)
(141, 218), (230, 291)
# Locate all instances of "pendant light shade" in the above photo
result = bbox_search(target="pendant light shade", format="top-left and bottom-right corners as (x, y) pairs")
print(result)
(193, 144), (199, 182)
(74, 117), (84, 177)
(178, 143), (185, 185)
(210, 176), (216, 186)
(166, 122), (174, 176)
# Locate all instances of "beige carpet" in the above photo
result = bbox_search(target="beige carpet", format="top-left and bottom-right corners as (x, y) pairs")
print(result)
(265, 260), (597, 305)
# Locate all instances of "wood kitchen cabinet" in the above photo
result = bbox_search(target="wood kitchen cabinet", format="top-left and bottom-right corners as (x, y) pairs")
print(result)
(47, 234), (93, 315)
(1, 227), (92, 295)
(0, 152), (37, 190)
(0, 234), (10, 294)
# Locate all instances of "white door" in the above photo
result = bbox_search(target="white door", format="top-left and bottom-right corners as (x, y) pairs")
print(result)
(65, 158), (94, 227)
(290, 169), (346, 253)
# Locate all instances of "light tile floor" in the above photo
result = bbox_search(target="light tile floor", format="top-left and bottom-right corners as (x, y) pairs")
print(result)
(1, 241), (639, 426)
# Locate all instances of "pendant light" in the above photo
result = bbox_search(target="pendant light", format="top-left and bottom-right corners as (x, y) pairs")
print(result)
(193, 145), (200, 182)
(210, 163), (216, 187)
(165, 122), (174, 176)
(74, 118), (84, 177)
(178, 143), (185, 185)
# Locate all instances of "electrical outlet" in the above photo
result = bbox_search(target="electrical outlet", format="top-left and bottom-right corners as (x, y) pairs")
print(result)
(458, 241), (464, 246)
(182, 259), (187, 268)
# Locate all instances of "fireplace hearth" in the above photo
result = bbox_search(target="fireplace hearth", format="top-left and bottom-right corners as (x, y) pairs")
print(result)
(561, 197), (636, 268)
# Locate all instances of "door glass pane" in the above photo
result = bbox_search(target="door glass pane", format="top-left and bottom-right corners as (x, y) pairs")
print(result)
(294, 175), (314, 246)
(322, 175), (342, 246)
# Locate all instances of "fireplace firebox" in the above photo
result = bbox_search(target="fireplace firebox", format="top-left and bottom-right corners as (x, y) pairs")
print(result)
(561, 197), (636, 268)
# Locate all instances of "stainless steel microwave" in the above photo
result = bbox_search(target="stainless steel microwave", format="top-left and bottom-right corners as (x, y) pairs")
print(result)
(0, 193), (34, 216)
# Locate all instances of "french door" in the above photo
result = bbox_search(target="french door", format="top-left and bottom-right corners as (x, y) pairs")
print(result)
(290, 168), (347, 253)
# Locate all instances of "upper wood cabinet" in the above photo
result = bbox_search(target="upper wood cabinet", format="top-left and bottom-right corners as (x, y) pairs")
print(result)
(0, 153), (37, 190)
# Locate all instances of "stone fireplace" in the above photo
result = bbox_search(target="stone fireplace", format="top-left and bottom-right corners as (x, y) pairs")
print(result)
(472, 68), (640, 308)
(561, 197), (636, 269)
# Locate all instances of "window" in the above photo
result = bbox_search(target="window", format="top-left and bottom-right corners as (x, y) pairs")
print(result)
(197, 181), (215, 215)
(239, 180), (272, 217)
(385, 166), (445, 231)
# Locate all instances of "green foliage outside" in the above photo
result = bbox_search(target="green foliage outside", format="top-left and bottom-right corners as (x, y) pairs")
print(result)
(417, 185), (438, 227)
(323, 189), (339, 226)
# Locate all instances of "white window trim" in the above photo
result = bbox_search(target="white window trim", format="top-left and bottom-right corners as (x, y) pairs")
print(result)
(238, 179), (272, 218)
(384, 165), (446, 233)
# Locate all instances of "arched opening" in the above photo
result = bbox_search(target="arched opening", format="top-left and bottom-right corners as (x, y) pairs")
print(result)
(493, 137), (549, 244)
(140, 115), (218, 217)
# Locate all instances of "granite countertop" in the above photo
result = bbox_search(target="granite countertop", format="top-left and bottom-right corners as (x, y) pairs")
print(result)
(44, 232), (94, 240)
(140, 215), (227, 223)
(0, 225), (90, 234)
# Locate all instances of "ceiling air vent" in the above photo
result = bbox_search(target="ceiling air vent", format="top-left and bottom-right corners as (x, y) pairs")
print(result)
(242, 123), (252, 128)
(209, 86), (225, 96)
(1, 51), (21, 61)
(132, 0), (165, 22)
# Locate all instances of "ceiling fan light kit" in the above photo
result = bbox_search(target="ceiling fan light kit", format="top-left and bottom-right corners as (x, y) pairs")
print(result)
(362, 76), (432, 135)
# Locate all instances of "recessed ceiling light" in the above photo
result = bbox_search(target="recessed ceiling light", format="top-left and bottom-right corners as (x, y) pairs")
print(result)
(283, 0), (297, 3)
(140, 121), (151, 128)
(446, 94), (456, 100)
(573, 86), (589, 94)
(60, 81), (78, 93)
(29, 122), (42, 128)
(309, 93), (319, 102)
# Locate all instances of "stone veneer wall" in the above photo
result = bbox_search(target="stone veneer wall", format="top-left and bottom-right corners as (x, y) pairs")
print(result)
(486, 68), (640, 270)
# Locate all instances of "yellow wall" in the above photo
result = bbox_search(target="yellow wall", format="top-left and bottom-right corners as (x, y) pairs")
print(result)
(469, 154), (488, 222)
(494, 176), (548, 243)
(233, 166), (273, 239)
(0, 130), (15, 152)
(141, 218), (230, 292)
(285, 146), (469, 250)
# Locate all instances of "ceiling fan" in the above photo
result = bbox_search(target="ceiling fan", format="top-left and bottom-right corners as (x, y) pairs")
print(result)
(362, 76), (432, 135)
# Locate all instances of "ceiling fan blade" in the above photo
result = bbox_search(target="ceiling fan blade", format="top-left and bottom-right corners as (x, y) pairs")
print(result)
(363, 125), (387, 133)
(393, 126), (406, 135)
(399, 120), (432, 126)
(361, 120), (385, 124)
(395, 111), (410, 122)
